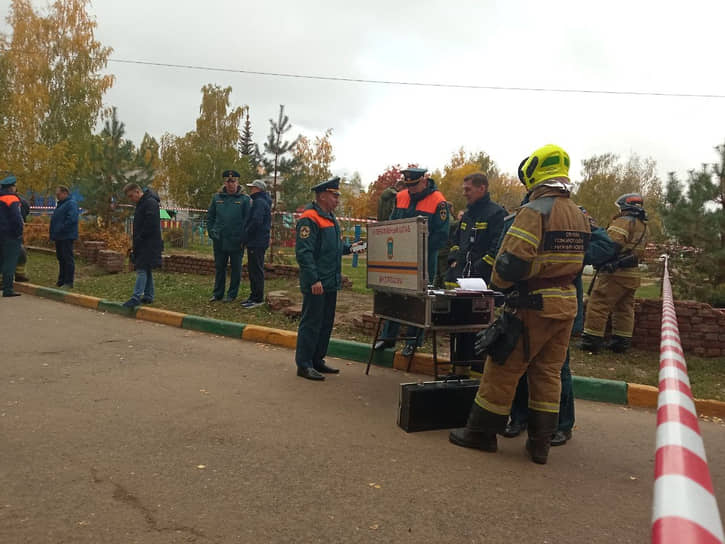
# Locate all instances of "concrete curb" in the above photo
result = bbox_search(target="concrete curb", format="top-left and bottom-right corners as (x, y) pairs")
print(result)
(181, 315), (245, 338)
(14, 282), (725, 418)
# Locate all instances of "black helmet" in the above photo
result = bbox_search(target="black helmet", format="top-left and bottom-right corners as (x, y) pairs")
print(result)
(517, 157), (529, 186)
(615, 193), (644, 214)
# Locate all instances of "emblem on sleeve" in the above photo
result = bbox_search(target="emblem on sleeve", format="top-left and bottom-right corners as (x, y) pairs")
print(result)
(300, 225), (311, 239)
(440, 206), (447, 221)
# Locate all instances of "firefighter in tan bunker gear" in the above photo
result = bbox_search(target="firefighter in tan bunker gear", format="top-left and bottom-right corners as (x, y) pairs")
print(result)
(449, 144), (591, 465)
(580, 193), (647, 354)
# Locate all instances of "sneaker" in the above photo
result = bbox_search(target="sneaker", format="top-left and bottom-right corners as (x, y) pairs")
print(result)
(241, 300), (263, 309)
(122, 297), (140, 308)
(140, 296), (153, 304)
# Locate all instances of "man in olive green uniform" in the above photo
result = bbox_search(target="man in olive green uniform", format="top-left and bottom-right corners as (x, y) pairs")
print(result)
(207, 170), (251, 302)
(295, 177), (361, 381)
(449, 144), (591, 465)
(446, 173), (506, 376)
(377, 178), (404, 221)
(581, 193), (647, 353)
(373, 167), (449, 357)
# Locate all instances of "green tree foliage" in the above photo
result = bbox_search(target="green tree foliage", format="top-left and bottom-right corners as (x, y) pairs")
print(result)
(0, 0), (114, 194)
(263, 105), (299, 210)
(159, 84), (252, 208)
(573, 153), (664, 240)
(78, 108), (155, 227)
(280, 130), (334, 212)
(662, 143), (725, 304)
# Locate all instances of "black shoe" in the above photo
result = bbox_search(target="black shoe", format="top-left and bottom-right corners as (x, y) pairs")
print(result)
(297, 367), (325, 381)
(607, 335), (631, 354)
(208, 295), (222, 302)
(314, 360), (339, 374)
(2, 292), (21, 298)
(14, 274), (29, 282)
(373, 340), (394, 351)
(223, 297), (235, 303)
(502, 421), (527, 438)
(56, 281), (63, 287)
(551, 430), (572, 447)
(579, 333), (603, 353)
(122, 297), (140, 308)
(401, 344), (415, 357)
(140, 296), (153, 304)
(449, 404), (507, 452)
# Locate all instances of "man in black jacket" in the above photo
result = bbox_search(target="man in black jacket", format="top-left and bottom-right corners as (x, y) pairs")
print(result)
(0, 175), (23, 297)
(122, 183), (163, 308)
(241, 179), (272, 308)
(446, 173), (506, 376)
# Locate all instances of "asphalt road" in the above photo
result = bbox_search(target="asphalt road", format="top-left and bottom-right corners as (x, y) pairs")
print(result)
(2, 296), (724, 543)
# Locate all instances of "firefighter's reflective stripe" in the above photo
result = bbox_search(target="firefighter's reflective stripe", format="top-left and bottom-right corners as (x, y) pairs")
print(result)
(612, 328), (634, 338)
(534, 252), (586, 265)
(608, 225), (629, 238)
(474, 222), (488, 229)
(483, 254), (495, 266)
(529, 399), (560, 413)
(475, 396), (511, 416)
(450, 245), (460, 252)
(507, 225), (540, 248)
(531, 287), (577, 299)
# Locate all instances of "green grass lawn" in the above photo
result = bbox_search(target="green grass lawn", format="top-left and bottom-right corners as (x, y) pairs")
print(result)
(22, 250), (725, 400)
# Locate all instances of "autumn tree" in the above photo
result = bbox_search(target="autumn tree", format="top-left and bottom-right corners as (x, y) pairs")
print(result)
(0, 0), (114, 194)
(77, 108), (157, 227)
(263, 105), (299, 210)
(436, 148), (503, 213)
(365, 165), (403, 217)
(339, 172), (368, 219)
(662, 142), (725, 303)
(280, 129), (335, 212)
(159, 84), (252, 208)
(573, 153), (664, 240)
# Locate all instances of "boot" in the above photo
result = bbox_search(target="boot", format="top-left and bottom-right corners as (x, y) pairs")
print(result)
(449, 403), (507, 452)
(607, 335), (630, 354)
(579, 333), (603, 353)
(525, 410), (559, 465)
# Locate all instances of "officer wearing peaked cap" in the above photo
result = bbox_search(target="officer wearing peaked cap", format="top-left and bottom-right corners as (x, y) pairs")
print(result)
(373, 167), (449, 357)
(0, 175), (24, 297)
(207, 169), (251, 302)
(294, 177), (363, 380)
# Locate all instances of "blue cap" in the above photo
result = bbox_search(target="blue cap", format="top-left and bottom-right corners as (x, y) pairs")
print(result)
(311, 177), (341, 194)
(0, 175), (17, 187)
(401, 168), (427, 184)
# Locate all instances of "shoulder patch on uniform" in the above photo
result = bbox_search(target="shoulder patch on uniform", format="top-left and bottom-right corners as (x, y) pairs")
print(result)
(439, 202), (447, 221)
(299, 225), (311, 239)
(523, 196), (555, 216)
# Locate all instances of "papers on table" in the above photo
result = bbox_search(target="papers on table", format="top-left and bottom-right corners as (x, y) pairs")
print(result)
(455, 277), (488, 291)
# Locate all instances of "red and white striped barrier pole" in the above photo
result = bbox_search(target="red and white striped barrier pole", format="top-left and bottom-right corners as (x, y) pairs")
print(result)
(652, 256), (724, 544)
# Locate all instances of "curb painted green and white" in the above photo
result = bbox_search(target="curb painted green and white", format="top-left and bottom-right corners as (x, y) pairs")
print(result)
(13, 282), (725, 419)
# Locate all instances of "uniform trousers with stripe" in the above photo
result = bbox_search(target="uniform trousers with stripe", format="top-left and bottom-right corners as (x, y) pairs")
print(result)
(475, 309), (574, 417)
(583, 273), (638, 338)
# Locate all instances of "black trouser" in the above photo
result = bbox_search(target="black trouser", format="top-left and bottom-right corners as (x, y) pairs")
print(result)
(1, 238), (21, 295)
(451, 332), (484, 373)
(247, 247), (266, 302)
(212, 241), (241, 299)
(295, 291), (337, 369)
(55, 239), (75, 286)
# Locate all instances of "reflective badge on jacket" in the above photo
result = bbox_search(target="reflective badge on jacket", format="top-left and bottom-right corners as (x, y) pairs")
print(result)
(300, 226), (311, 239)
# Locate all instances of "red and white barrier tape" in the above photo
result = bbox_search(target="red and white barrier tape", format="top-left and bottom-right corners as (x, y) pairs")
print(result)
(652, 256), (724, 544)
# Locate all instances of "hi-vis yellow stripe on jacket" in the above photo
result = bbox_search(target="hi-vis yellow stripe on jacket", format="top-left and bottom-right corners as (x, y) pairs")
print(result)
(604, 215), (647, 285)
(492, 186), (591, 319)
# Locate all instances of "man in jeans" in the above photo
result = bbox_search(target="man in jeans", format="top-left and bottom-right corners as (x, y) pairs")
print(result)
(122, 183), (163, 308)
(241, 179), (271, 309)
(49, 185), (79, 288)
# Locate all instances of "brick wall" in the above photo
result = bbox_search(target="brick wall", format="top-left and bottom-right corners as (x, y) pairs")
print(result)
(160, 254), (299, 279)
(632, 298), (725, 357)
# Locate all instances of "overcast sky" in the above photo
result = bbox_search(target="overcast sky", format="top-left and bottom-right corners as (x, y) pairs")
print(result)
(2, 0), (724, 188)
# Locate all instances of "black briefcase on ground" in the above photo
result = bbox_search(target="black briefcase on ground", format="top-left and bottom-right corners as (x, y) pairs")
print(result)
(397, 379), (480, 433)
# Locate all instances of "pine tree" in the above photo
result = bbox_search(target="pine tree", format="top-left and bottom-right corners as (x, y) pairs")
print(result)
(239, 107), (255, 156)
(263, 105), (299, 210)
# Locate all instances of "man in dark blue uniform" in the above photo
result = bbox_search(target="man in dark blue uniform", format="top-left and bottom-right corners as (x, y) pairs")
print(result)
(373, 167), (449, 357)
(294, 177), (362, 381)
(0, 175), (24, 297)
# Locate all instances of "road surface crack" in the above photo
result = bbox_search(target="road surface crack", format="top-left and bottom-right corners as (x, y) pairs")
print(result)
(90, 468), (206, 540)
